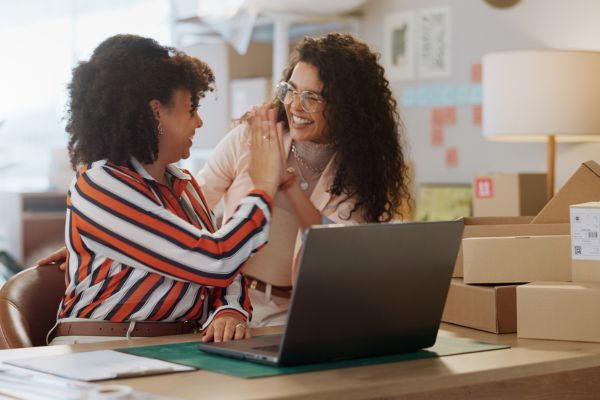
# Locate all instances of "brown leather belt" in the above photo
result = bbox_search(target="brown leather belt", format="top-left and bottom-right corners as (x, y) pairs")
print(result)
(248, 279), (293, 299)
(53, 320), (198, 338)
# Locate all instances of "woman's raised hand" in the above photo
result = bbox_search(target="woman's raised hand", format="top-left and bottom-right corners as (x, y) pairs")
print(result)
(248, 106), (284, 198)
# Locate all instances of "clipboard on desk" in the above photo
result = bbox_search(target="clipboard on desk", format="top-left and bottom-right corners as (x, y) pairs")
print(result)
(5, 349), (195, 381)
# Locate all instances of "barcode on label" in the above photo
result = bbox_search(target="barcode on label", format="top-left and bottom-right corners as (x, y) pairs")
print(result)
(589, 232), (599, 239)
(575, 246), (582, 255)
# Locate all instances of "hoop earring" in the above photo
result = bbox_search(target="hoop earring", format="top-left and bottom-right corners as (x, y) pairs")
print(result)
(158, 123), (164, 136)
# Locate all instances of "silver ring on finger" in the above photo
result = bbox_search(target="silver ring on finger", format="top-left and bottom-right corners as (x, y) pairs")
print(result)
(235, 323), (246, 330)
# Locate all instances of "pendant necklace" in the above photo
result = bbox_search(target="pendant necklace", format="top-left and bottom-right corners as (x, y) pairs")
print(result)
(290, 142), (324, 191)
(297, 168), (310, 191)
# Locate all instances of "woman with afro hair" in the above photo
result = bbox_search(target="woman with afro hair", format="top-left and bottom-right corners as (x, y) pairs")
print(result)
(47, 34), (283, 345)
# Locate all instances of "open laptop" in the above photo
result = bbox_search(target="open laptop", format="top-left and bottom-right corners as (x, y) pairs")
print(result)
(198, 220), (463, 366)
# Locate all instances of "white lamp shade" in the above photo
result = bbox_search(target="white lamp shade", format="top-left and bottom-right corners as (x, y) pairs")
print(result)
(482, 50), (600, 142)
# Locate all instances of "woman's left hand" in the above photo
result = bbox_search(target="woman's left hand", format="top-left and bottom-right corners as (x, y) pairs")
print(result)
(36, 246), (68, 271)
(201, 314), (251, 342)
(247, 106), (285, 197)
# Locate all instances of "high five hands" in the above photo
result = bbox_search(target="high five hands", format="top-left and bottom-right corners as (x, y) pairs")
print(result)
(247, 106), (296, 194)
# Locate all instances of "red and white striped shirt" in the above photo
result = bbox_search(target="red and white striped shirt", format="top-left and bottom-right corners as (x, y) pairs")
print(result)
(58, 158), (272, 328)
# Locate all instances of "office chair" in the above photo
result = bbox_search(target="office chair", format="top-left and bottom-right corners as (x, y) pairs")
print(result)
(0, 265), (65, 349)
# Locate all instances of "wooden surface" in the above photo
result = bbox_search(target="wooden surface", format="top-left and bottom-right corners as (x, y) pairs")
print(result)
(2, 324), (600, 399)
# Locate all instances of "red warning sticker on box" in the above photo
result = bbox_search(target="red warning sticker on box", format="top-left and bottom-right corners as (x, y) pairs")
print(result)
(475, 178), (494, 199)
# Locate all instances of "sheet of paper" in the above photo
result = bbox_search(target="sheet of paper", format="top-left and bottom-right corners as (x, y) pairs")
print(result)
(0, 364), (179, 399)
(5, 349), (195, 382)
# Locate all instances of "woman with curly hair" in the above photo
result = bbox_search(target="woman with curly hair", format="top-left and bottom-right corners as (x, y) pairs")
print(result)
(197, 33), (410, 327)
(48, 34), (283, 345)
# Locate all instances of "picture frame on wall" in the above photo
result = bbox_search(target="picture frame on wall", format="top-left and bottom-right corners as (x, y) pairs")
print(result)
(383, 11), (415, 81)
(417, 6), (451, 79)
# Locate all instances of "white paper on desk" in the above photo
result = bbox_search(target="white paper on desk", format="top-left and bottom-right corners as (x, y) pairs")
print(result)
(0, 364), (91, 400)
(4, 349), (194, 381)
(0, 364), (184, 399)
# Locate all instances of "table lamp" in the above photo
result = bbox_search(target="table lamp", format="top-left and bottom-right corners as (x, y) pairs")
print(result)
(482, 50), (600, 200)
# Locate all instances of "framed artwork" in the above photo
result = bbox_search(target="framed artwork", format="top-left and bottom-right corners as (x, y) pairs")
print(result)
(417, 6), (451, 79)
(383, 11), (415, 81)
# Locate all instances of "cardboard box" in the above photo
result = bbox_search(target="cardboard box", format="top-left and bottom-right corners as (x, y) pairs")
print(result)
(532, 160), (600, 224)
(473, 173), (547, 217)
(517, 281), (600, 342)
(442, 278), (518, 333)
(463, 235), (571, 284)
(570, 202), (600, 282)
(453, 217), (569, 277)
(453, 161), (600, 277)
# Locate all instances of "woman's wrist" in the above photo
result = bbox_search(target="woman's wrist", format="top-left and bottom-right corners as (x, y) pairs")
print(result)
(252, 182), (278, 198)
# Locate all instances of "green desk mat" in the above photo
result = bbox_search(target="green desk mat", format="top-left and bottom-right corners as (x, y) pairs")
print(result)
(118, 336), (509, 379)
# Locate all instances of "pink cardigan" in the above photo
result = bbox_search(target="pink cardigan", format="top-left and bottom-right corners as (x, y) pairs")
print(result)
(196, 123), (365, 286)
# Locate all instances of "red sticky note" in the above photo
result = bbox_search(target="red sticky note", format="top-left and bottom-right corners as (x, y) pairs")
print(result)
(446, 148), (458, 167)
(473, 105), (482, 125)
(444, 106), (456, 125)
(474, 177), (494, 199)
(471, 63), (482, 83)
(431, 108), (444, 125)
(431, 124), (443, 147)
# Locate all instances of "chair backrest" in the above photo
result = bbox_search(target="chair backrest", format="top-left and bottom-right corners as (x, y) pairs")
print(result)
(0, 265), (65, 349)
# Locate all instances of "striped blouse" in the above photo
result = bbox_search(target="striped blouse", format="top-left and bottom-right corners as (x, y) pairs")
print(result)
(58, 158), (272, 328)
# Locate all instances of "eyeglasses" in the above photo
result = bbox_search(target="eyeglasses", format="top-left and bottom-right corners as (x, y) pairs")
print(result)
(275, 81), (323, 113)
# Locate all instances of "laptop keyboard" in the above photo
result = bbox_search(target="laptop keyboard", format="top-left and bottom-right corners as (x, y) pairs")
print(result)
(252, 344), (280, 352)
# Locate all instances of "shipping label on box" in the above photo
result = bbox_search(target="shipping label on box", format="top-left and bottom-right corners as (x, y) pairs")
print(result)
(570, 202), (600, 260)
(474, 178), (493, 199)
(570, 202), (600, 283)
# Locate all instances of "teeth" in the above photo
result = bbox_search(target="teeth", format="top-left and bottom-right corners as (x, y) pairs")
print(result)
(292, 115), (312, 125)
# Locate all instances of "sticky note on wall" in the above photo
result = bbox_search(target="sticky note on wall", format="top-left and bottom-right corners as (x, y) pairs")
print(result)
(446, 148), (458, 167)
(431, 124), (444, 147)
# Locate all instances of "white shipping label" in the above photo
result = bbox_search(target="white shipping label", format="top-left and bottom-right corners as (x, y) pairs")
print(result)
(571, 209), (600, 260)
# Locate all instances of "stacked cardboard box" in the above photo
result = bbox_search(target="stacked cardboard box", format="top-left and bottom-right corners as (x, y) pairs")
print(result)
(443, 279), (517, 333)
(443, 161), (600, 334)
(517, 282), (600, 342)
(462, 235), (571, 284)
(452, 217), (568, 278)
(472, 173), (546, 217)
(517, 200), (600, 342)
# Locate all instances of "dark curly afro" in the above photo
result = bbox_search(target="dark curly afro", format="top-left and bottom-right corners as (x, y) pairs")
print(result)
(66, 34), (214, 169)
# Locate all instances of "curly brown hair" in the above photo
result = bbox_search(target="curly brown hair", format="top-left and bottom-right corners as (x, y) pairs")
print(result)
(66, 34), (214, 169)
(273, 33), (410, 222)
